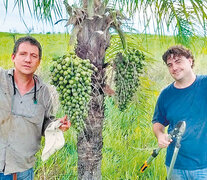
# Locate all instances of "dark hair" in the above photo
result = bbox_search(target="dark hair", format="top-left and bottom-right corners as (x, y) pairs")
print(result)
(13, 36), (42, 60)
(162, 45), (194, 67)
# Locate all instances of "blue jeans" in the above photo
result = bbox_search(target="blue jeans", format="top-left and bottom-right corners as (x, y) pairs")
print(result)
(167, 166), (207, 180)
(0, 168), (34, 180)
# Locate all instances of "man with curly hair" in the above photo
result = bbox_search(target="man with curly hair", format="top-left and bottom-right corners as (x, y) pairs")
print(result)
(152, 45), (207, 179)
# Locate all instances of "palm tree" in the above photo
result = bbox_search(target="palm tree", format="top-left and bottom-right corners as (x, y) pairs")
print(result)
(4, 0), (207, 179)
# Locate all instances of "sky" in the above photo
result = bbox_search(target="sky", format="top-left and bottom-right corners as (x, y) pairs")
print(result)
(0, 0), (70, 34)
(0, 0), (172, 35)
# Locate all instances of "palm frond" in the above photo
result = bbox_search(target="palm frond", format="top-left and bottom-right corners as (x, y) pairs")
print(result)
(174, 18), (194, 47)
(117, 0), (207, 38)
(113, 26), (126, 49)
(4, 0), (63, 24)
(54, 19), (68, 25)
(63, 0), (72, 16)
(105, 35), (123, 63)
(105, 33), (153, 64)
(3, 0), (8, 13)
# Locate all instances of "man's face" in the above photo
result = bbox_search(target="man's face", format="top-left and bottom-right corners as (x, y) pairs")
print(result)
(12, 42), (40, 76)
(166, 55), (193, 81)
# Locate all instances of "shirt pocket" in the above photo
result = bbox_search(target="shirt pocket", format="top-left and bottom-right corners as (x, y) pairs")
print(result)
(24, 104), (45, 125)
(31, 104), (45, 126)
(12, 102), (45, 125)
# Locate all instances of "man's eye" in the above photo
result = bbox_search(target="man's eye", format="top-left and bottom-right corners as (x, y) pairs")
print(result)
(176, 60), (181, 64)
(32, 54), (38, 58)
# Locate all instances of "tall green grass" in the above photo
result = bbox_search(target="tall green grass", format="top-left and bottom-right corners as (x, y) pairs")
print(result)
(102, 76), (167, 180)
(1, 32), (207, 179)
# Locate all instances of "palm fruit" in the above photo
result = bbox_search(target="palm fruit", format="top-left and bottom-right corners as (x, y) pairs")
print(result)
(50, 53), (96, 131)
(114, 48), (145, 111)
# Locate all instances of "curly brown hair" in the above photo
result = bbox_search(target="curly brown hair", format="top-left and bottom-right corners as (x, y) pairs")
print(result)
(162, 45), (194, 67)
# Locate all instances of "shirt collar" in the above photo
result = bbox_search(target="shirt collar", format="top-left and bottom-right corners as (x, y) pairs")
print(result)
(7, 68), (43, 91)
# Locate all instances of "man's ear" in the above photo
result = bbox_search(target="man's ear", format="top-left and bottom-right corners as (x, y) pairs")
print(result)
(11, 54), (15, 62)
(37, 60), (40, 67)
(188, 58), (193, 66)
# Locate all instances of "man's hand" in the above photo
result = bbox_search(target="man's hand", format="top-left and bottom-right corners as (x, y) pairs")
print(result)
(157, 133), (172, 148)
(153, 123), (172, 148)
(59, 115), (71, 132)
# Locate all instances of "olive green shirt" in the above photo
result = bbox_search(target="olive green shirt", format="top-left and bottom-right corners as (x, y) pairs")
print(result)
(0, 68), (55, 175)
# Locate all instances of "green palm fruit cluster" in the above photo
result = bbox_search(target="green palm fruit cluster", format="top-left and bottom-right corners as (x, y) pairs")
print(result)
(50, 53), (96, 131)
(114, 48), (145, 111)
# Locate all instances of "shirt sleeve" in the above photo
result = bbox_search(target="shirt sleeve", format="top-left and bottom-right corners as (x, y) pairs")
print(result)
(41, 87), (56, 136)
(0, 68), (5, 87)
(152, 91), (169, 126)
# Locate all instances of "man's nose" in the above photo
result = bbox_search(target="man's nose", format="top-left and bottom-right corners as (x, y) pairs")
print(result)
(24, 55), (32, 63)
(171, 64), (178, 71)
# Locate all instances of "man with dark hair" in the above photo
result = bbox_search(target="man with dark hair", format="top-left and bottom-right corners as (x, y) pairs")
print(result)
(152, 45), (207, 179)
(162, 45), (195, 67)
(12, 36), (42, 60)
(0, 36), (70, 180)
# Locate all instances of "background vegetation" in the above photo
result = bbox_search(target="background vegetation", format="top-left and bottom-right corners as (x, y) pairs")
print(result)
(1, 32), (207, 179)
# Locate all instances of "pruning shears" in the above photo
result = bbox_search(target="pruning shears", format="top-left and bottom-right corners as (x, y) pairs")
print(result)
(140, 121), (186, 176)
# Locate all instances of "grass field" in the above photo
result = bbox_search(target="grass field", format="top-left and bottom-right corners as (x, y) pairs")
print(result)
(1, 32), (207, 179)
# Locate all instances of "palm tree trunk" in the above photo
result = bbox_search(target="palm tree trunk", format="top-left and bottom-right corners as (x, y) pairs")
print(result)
(76, 15), (110, 179)
(77, 72), (104, 179)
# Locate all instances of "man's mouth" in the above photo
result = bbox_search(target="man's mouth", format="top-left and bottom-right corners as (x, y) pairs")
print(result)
(23, 65), (31, 68)
(173, 71), (181, 75)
